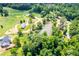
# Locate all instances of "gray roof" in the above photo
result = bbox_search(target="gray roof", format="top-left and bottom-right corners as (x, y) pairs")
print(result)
(21, 23), (26, 28)
(0, 36), (11, 47)
(2, 36), (10, 42)
(1, 42), (10, 47)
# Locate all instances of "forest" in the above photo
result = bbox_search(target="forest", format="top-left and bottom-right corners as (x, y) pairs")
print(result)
(0, 3), (79, 56)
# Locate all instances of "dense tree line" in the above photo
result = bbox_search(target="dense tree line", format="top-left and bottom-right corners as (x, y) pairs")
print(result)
(46, 4), (79, 21)
(0, 3), (79, 20)
(0, 3), (32, 10)
(11, 16), (79, 56)
(70, 18), (79, 37)
(0, 5), (9, 16)
(10, 24), (79, 56)
(29, 4), (79, 21)
(0, 3), (79, 56)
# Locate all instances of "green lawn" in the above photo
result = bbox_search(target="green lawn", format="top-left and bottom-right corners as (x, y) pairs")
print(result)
(0, 50), (11, 56)
(0, 7), (41, 36)
(0, 7), (29, 36)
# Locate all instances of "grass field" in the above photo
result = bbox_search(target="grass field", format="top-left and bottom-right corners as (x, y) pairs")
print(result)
(0, 7), (41, 36)
(0, 7), (29, 36)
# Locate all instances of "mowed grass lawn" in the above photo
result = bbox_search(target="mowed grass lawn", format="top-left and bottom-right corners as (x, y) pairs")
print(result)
(0, 7), (41, 36)
(0, 7), (29, 36)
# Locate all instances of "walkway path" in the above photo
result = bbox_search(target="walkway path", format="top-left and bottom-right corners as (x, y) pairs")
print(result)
(4, 17), (42, 35)
(66, 21), (71, 39)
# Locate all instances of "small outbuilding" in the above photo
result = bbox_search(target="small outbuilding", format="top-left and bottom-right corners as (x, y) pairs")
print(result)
(21, 23), (26, 29)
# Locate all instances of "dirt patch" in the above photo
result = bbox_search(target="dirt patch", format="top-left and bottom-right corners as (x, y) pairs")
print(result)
(0, 44), (15, 54)
(39, 21), (52, 36)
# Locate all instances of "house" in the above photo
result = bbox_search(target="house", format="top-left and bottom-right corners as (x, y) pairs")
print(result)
(21, 23), (26, 29)
(0, 36), (11, 48)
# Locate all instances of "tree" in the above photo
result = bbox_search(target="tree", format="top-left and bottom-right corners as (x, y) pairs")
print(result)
(54, 37), (58, 48)
(18, 30), (23, 37)
(0, 5), (3, 12)
(36, 22), (42, 30)
(54, 46), (62, 56)
(3, 10), (9, 16)
(70, 20), (79, 36)
(0, 5), (3, 16)
(29, 13), (35, 19)
(29, 18), (32, 24)
(10, 48), (17, 56)
(43, 18), (47, 25)
(42, 32), (47, 36)
(40, 48), (52, 56)
(17, 47), (24, 56)
(8, 4), (32, 10)
(22, 42), (29, 56)
(0, 25), (3, 29)
(20, 20), (22, 24)
(32, 24), (36, 31)
(41, 11), (47, 17)
(27, 52), (32, 56)
(52, 26), (63, 37)
(32, 4), (43, 13)
(13, 37), (21, 48)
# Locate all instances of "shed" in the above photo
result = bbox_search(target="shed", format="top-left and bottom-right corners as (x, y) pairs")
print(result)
(21, 23), (26, 29)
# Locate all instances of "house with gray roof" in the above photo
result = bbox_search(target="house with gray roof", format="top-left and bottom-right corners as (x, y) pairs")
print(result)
(0, 36), (11, 48)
